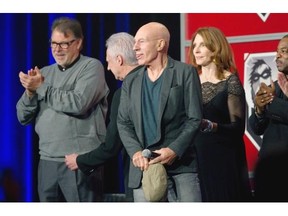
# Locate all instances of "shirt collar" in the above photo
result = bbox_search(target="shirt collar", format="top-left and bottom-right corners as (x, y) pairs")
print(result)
(57, 55), (81, 71)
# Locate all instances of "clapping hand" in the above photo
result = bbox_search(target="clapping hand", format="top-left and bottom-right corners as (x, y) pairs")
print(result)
(254, 80), (275, 114)
(19, 66), (44, 97)
(278, 72), (288, 97)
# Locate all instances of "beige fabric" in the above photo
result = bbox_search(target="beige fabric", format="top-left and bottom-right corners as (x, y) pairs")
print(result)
(141, 163), (167, 202)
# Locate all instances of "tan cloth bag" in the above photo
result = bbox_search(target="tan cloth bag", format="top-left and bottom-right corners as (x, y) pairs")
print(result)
(141, 163), (167, 202)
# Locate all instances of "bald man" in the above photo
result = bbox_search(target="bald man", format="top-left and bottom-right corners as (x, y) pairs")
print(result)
(117, 22), (203, 202)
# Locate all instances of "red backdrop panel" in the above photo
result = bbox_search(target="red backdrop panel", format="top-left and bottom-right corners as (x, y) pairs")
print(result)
(185, 13), (287, 39)
(184, 13), (288, 173)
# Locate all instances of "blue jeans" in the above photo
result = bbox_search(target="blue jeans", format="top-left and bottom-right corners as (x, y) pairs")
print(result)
(167, 172), (202, 202)
(133, 172), (201, 202)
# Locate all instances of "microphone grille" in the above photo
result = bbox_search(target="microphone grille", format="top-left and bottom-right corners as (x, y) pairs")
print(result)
(142, 149), (151, 158)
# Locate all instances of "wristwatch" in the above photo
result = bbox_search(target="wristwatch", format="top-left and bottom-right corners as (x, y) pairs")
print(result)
(202, 119), (213, 132)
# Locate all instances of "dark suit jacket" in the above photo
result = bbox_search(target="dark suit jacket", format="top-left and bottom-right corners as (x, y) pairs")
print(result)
(249, 80), (288, 159)
(76, 88), (122, 175)
(76, 66), (142, 175)
(117, 56), (203, 188)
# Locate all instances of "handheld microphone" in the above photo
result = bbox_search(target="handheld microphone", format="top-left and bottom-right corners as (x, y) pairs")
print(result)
(142, 149), (160, 159)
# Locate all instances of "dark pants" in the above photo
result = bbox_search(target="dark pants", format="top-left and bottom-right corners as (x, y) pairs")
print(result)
(38, 159), (104, 202)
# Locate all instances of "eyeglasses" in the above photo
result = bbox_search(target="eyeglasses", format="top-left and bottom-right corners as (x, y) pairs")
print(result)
(50, 39), (76, 49)
(276, 47), (288, 55)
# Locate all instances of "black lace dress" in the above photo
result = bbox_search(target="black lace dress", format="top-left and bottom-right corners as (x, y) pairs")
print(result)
(195, 74), (252, 201)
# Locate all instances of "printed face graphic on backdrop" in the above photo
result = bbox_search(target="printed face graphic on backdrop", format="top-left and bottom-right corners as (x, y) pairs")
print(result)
(244, 52), (277, 150)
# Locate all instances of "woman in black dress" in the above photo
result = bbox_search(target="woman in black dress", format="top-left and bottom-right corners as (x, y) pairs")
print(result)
(189, 27), (252, 201)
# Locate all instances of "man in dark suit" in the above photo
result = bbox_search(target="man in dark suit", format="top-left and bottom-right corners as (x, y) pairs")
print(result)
(249, 34), (288, 201)
(249, 34), (288, 159)
(117, 22), (203, 202)
(65, 32), (141, 201)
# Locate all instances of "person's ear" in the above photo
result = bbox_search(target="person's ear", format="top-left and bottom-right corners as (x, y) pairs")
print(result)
(76, 38), (83, 50)
(117, 55), (123, 65)
(157, 39), (165, 51)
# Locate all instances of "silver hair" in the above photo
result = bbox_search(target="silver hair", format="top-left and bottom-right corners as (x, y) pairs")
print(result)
(106, 32), (138, 66)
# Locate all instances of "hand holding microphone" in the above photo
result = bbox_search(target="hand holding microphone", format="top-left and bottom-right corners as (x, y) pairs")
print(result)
(142, 149), (160, 159)
(143, 147), (178, 166)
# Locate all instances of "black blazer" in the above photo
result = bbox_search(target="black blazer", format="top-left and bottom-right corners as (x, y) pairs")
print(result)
(117, 56), (203, 188)
(76, 88), (122, 175)
(76, 66), (142, 175)
(249, 80), (288, 159)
